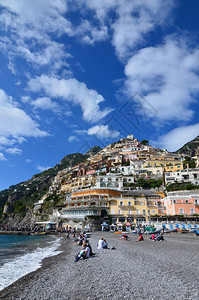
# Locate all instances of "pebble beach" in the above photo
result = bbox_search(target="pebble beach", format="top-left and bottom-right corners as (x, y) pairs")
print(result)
(0, 232), (199, 300)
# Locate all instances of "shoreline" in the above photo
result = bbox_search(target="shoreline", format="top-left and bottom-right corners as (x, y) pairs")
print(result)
(0, 234), (70, 299)
(1, 232), (199, 299)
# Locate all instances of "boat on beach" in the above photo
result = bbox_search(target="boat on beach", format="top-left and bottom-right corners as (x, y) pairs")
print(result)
(30, 232), (47, 236)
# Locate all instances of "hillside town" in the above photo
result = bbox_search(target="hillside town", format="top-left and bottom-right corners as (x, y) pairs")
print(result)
(28, 135), (199, 231)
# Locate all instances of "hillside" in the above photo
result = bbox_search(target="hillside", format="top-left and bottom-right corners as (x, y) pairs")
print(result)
(0, 152), (88, 221)
(176, 136), (199, 157)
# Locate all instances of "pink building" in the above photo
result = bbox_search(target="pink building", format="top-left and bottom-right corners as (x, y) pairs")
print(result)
(163, 191), (199, 215)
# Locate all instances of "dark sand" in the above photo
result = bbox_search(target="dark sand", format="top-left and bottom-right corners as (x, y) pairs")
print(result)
(0, 232), (199, 300)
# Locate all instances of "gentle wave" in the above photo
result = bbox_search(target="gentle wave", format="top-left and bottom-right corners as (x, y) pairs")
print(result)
(0, 236), (63, 291)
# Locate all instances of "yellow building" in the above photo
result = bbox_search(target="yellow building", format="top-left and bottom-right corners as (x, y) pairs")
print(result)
(61, 175), (96, 194)
(143, 158), (183, 172)
(109, 190), (161, 224)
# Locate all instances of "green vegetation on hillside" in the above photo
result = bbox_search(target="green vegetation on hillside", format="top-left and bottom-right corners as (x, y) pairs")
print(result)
(183, 156), (196, 168)
(0, 152), (88, 221)
(166, 182), (199, 192)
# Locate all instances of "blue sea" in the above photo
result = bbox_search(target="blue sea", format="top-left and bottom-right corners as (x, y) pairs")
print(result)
(0, 234), (62, 291)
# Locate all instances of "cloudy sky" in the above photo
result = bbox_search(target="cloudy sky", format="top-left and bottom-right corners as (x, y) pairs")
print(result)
(0, 0), (199, 190)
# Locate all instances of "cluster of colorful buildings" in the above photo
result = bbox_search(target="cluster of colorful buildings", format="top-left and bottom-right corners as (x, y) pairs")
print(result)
(33, 135), (199, 230)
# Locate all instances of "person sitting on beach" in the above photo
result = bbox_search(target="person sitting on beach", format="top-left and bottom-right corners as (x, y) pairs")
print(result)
(87, 240), (94, 256)
(103, 239), (108, 249)
(98, 237), (104, 249)
(155, 233), (164, 241)
(74, 242), (90, 262)
(150, 234), (156, 240)
(136, 233), (144, 242)
(119, 233), (129, 241)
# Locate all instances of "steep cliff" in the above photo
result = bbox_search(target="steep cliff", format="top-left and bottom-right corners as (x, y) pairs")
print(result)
(0, 152), (88, 226)
(176, 136), (199, 157)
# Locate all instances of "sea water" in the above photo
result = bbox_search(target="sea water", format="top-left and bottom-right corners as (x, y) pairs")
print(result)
(0, 234), (62, 291)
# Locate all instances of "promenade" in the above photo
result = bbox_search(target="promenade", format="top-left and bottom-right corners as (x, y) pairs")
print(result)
(0, 232), (199, 300)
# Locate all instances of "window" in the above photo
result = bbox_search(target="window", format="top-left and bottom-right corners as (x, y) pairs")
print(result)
(190, 208), (195, 214)
(148, 210), (151, 215)
(143, 209), (146, 215)
(118, 209), (121, 214)
(128, 210), (131, 215)
(195, 199), (198, 204)
(128, 201), (131, 206)
(152, 210), (155, 214)
(193, 174), (197, 178)
(179, 208), (184, 214)
(120, 201), (123, 206)
(185, 200), (189, 203)
(137, 209), (140, 214)
(173, 200), (176, 203)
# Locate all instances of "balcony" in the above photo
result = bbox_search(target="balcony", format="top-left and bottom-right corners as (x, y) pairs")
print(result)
(61, 208), (101, 219)
(118, 205), (128, 210)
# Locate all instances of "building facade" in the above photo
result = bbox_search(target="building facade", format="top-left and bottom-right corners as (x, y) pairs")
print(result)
(163, 191), (199, 216)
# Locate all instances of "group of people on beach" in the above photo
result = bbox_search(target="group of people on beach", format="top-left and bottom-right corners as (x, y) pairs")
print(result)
(74, 233), (113, 262)
(150, 232), (164, 241)
(73, 227), (165, 263)
(97, 237), (108, 249)
(73, 231), (94, 262)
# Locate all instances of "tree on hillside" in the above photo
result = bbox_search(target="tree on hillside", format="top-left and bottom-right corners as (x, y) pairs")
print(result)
(141, 140), (149, 145)
(183, 156), (196, 168)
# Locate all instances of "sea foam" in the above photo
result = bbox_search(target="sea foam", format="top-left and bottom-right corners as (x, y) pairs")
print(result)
(0, 236), (62, 291)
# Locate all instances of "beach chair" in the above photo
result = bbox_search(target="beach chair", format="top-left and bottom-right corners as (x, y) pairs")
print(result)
(179, 224), (189, 233)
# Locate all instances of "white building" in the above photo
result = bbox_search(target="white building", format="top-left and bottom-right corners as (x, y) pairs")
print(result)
(95, 174), (134, 189)
(165, 168), (199, 185)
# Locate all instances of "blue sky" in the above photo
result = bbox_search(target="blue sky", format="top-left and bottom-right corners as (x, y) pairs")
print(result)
(0, 0), (199, 191)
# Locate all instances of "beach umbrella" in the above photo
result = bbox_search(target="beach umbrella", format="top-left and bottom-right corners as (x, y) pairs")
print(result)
(126, 222), (131, 226)
(101, 222), (109, 226)
(117, 223), (123, 226)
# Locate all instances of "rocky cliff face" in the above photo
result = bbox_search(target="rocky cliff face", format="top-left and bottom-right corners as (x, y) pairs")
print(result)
(176, 136), (199, 157)
(0, 152), (88, 226)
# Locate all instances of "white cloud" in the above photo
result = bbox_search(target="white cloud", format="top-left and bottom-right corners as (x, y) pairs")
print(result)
(6, 147), (22, 155)
(37, 165), (51, 172)
(0, 0), (71, 71)
(73, 19), (108, 45)
(88, 125), (119, 139)
(28, 75), (113, 123)
(86, 125), (120, 139)
(152, 123), (199, 152)
(0, 89), (49, 140)
(124, 38), (199, 122)
(68, 135), (79, 143)
(77, 0), (175, 59)
(0, 153), (7, 161)
(29, 97), (61, 114)
(25, 159), (32, 163)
